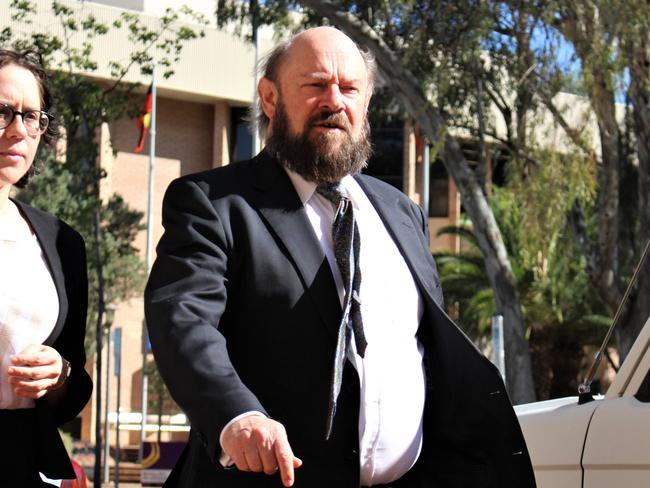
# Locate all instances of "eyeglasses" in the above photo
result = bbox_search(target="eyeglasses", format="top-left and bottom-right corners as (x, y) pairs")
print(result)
(0, 103), (52, 136)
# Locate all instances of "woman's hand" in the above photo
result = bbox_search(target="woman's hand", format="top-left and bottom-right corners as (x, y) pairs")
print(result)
(7, 344), (64, 399)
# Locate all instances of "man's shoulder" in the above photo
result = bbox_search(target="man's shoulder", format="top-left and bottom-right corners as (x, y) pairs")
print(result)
(169, 153), (281, 198)
(356, 173), (415, 205)
(356, 172), (396, 191)
(354, 173), (427, 228)
(179, 156), (257, 186)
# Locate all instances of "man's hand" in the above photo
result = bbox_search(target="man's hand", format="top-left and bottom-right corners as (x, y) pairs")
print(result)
(7, 344), (64, 399)
(221, 415), (302, 487)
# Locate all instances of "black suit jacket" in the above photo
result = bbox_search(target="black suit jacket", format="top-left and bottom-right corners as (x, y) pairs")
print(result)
(12, 199), (92, 479)
(145, 152), (536, 488)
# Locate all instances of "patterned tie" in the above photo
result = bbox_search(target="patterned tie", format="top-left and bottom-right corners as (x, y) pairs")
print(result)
(317, 183), (367, 440)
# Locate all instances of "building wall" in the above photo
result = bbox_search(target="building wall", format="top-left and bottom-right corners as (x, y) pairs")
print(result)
(111, 97), (216, 174)
(402, 123), (462, 253)
(1, 0), (275, 104)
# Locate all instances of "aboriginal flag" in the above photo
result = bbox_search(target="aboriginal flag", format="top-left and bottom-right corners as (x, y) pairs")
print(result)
(135, 84), (152, 153)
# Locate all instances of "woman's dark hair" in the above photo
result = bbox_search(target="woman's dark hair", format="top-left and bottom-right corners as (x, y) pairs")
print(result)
(0, 49), (59, 188)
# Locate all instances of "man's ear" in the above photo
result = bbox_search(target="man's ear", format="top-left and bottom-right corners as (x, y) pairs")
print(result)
(364, 90), (373, 113)
(258, 77), (278, 120)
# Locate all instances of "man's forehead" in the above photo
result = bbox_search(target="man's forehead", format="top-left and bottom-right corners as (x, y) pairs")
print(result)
(290, 26), (359, 53)
(283, 44), (367, 80)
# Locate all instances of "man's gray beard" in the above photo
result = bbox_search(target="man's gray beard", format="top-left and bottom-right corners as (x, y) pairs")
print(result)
(266, 101), (372, 185)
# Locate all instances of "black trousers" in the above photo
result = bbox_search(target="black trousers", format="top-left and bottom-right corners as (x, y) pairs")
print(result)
(0, 408), (60, 487)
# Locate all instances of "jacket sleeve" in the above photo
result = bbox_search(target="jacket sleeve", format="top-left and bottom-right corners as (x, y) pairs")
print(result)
(144, 177), (267, 464)
(48, 227), (93, 425)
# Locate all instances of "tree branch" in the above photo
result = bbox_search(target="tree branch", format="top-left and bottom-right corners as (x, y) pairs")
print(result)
(534, 79), (600, 163)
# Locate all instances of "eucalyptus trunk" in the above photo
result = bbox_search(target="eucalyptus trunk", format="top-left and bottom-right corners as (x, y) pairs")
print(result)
(619, 44), (650, 361)
(589, 80), (621, 310)
(556, 2), (628, 353)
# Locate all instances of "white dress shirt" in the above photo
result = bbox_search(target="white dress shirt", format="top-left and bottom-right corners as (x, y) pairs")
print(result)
(0, 217), (58, 409)
(287, 170), (426, 486)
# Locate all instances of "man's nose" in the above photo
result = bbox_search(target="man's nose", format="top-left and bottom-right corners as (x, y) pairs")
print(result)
(319, 84), (345, 112)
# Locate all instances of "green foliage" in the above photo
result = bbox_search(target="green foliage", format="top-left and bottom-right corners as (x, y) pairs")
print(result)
(59, 430), (73, 455)
(4, 0), (205, 355)
(216, 0), (295, 40)
(504, 148), (597, 266)
(115, 7), (207, 79)
(435, 188), (608, 398)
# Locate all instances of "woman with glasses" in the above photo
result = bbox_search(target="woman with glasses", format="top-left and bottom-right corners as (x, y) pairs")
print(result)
(0, 49), (91, 486)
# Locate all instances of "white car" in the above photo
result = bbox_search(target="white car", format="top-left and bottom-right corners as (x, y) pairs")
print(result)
(515, 316), (650, 487)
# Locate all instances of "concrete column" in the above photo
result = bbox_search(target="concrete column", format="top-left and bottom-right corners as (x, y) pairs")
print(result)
(403, 121), (418, 203)
(212, 101), (231, 168)
(448, 175), (461, 253)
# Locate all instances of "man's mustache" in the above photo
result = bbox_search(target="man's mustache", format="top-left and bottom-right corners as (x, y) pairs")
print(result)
(308, 111), (351, 132)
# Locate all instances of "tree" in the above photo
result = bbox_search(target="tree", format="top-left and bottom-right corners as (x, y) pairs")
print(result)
(436, 187), (610, 399)
(530, 0), (650, 361)
(2, 0), (207, 352)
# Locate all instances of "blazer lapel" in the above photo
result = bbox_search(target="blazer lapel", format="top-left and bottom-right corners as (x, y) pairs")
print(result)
(354, 177), (440, 305)
(249, 154), (342, 337)
(13, 199), (68, 346)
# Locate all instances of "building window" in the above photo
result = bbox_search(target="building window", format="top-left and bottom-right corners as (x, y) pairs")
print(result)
(428, 159), (449, 217)
(365, 126), (403, 190)
(230, 107), (253, 162)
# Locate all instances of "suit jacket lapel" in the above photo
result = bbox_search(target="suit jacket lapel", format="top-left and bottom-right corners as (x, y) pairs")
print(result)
(354, 176), (440, 305)
(249, 154), (342, 337)
(12, 199), (68, 346)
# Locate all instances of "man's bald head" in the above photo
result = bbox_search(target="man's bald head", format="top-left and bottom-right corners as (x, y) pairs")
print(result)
(253, 26), (376, 138)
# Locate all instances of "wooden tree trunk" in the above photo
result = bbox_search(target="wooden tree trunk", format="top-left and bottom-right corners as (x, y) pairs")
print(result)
(619, 44), (650, 361)
(590, 81), (621, 310)
(299, 0), (536, 403)
(557, 3), (626, 352)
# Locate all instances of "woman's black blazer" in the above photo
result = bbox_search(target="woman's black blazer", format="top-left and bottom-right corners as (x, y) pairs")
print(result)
(12, 199), (92, 479)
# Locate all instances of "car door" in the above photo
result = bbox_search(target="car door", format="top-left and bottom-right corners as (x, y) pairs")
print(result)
(581, 323), (650, 488)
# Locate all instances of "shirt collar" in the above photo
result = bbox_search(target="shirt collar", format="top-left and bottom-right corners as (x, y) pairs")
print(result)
(284, 167), (359, 206)
(284, 168), (317, 206)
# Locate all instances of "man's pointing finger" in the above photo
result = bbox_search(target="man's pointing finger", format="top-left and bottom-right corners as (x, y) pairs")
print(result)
(274, 437), (302, 487)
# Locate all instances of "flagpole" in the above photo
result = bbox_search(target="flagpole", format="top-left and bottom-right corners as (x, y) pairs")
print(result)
(140, 64), (156, 463)
(251, 0), (260, 155)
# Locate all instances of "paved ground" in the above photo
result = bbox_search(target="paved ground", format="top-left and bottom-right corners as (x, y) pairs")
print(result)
(101, 484), (154, 488)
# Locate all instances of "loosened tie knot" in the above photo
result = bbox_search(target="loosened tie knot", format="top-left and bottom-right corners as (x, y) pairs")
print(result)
(317, 183), (349, 213)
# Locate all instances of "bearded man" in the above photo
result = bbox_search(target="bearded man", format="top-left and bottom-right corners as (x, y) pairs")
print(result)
(145, 26), (536, 488)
